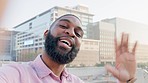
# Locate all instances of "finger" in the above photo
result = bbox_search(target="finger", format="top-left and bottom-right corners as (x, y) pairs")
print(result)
(121, 33), (128, 53)
(122, 34), (129, 52)
(132, 41), (137, 55)
(114, 38), (119, 56)
(121, 32), (124, 47)
(115, 63), (120, 69)
(105, 64), (119, 78)
(125, 34), (129, 51)
(114, 38), (118, 52)
(115, 38), (120, 59)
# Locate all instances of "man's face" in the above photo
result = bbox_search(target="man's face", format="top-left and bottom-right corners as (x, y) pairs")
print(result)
(44, 15), (84, 64)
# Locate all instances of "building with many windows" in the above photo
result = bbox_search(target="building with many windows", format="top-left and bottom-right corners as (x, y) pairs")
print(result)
(71, 39), (100, 66)
(13, 5), (148, 65)
(87, 21), (115, 64)
(87, 17), (148, 64)
(13, 5), (98, 66)
(0, 28), (18, 61)
(102, 17), (148, 63)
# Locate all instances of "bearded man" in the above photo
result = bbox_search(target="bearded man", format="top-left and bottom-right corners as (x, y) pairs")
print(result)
(0, 14), (137, 83)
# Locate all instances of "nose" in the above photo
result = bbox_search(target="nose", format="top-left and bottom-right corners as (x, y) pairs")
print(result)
(65, 28), (75, 38)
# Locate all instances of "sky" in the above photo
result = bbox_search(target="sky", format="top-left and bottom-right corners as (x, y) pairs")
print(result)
(0, 0), (148, 29)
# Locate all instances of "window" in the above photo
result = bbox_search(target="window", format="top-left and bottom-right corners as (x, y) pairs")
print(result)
(29, 22), (32, 29)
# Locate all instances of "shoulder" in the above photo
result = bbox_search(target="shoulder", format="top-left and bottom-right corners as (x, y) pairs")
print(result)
(0, 63), (23, 72)
(0, 63), (25, 82)
(0, 62), (33, 78)
(0, 62), (32, 72)
(0, 62), (34, 83)
(0, 62), (28, 74)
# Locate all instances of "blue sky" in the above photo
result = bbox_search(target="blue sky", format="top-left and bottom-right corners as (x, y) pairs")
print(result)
(1, 0), (148, 28)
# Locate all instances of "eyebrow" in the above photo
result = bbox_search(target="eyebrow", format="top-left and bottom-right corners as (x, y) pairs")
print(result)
(59, 19), (84, 34)
(59, 19), (71, 23)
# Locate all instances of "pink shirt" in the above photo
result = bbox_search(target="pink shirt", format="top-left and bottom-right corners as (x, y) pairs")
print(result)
(0, 55), (84, 83)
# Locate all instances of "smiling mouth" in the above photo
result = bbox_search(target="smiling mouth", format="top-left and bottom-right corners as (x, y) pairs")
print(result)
(60, 39), (71, 47)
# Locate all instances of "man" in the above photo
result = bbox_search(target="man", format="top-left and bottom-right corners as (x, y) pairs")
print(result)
(0, 14), (137, 83)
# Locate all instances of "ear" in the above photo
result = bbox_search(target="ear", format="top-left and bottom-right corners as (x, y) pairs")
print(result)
(44, 30), (49, 39)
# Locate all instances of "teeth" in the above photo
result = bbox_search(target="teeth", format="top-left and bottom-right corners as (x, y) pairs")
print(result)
(60, 40), (70, 46)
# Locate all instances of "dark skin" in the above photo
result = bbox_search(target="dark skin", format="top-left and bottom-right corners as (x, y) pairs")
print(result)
(42, 15), (83, 78)
(42, 15), (137, 82)
(106, 33), (137, 83)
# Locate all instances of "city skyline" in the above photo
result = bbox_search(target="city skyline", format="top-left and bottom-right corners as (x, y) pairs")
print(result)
(12, 5), (148, 64)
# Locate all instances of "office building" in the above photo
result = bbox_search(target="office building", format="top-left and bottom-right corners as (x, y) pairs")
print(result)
(0, 28), (18, 61)
(71, 39), (100, 66)
(87, 17), (148, 64)
(102, 17), (148, 63)
(13, 5), (96, 65)
(87, 21), (115, 64)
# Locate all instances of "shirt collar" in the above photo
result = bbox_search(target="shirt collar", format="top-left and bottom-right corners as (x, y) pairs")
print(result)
(31, 55), (69, 78)
(62, 68), (69, 77)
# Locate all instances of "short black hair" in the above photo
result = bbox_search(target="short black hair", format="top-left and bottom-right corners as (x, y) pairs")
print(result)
(49, 14), (82, 30)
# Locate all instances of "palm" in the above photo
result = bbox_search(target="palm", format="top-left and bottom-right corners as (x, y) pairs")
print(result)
(106, 33), (137, 82)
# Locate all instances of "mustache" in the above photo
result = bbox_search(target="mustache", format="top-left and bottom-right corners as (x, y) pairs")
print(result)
(44, 32), (79, 64)
(55, 35), (76, 47)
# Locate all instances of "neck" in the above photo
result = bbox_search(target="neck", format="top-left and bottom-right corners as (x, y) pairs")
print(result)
(41, 51), (65, 77)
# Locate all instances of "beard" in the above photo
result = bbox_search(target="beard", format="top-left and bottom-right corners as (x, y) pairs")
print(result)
(44, 32), (79, 64)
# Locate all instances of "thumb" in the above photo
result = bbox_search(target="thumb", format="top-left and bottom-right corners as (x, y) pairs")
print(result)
(105, 64), (119, 79)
